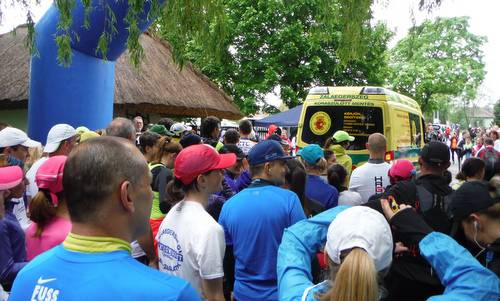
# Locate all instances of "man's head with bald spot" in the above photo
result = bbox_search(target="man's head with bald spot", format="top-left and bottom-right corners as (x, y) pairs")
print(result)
(366, 133), (387, 160)
(106, 117), (136, 142)
(63, 136), (153, 242)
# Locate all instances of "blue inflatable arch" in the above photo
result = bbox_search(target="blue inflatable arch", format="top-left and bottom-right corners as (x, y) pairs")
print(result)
(28, 0), (161, 141)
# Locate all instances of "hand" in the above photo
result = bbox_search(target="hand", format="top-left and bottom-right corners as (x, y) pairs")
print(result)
(380, 198), (412, 221)
(395, 242), (409, 254)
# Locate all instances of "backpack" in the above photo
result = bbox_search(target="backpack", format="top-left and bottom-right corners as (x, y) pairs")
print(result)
(415, 184), (453, 234)
(483, 147), (498, 164)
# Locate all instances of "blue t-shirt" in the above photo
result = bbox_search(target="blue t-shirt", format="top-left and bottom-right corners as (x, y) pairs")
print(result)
(219, 180), (306, 301)
(305, 174), (338, 210)
(9, 245), (201, 301)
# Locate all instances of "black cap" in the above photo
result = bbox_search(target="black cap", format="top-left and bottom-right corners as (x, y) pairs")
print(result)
(219, 144), (245, 160)
(420, 141), (450, 166)
(450, 181), (498, 221)
(179, 133), (202, 148)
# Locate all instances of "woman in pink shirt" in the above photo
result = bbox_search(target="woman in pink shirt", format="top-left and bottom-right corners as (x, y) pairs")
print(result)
(25, 155), (71, 260)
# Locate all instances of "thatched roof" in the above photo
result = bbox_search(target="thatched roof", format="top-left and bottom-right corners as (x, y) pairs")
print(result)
(0, 25), (243, 120)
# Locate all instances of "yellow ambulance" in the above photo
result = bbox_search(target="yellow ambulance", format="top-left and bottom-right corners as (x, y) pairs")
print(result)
(296, 86), (424, 167)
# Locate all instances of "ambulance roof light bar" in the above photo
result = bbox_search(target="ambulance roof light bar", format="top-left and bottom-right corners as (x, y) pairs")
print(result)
(308, 86), (329, 95)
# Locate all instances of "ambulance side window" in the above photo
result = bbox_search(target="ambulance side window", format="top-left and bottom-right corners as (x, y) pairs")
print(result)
(409, 113), (422, 147)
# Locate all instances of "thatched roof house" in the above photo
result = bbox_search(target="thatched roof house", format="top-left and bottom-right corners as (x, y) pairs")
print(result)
(0, 25), (243, 120)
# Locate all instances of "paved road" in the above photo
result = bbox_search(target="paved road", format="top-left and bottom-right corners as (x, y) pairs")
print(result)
(448, 157), (461, 186)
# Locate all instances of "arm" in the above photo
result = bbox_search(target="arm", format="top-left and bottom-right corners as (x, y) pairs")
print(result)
(0, 222), (27, 283)
(202, 278), (225, 301)
(157, 168), (170, 213)
(383, 202), (500, 301)
(235, 170), (252, 192)
(199, 226), (225, 301)
(277, 206), (349, 301)
(421, 233), (500, 301)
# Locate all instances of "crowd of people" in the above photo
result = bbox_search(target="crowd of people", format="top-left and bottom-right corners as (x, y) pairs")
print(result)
(0, 116), (499, 301)
(426, 123), (500, 169)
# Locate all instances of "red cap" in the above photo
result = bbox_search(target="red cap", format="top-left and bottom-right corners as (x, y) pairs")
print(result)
(36, 156), (67, 206)
(0, 166), (23, 190)
(174, 144), (236, 185)
(388, 159), (415, 180)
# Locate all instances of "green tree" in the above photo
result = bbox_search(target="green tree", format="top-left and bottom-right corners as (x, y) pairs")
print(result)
(495, 99), (500, 125)
(388, 17), (486, 115)
(156, 0), (392, 115)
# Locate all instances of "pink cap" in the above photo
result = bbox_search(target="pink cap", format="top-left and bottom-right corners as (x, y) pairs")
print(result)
(0, 166), (24, 190)
(174, 144), (236, 185)
(389, 159), (415, 180)
(35, 156), (67, 206)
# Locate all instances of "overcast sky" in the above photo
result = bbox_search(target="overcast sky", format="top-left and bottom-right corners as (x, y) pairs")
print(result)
(1, 0), (498, 107)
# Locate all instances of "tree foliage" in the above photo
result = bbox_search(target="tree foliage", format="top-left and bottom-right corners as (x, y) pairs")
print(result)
(155, 0), (392, 115)
(495, 99), (500, 126)
(388, 17), (486, 114)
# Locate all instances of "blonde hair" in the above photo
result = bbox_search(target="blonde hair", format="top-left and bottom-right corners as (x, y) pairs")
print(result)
(25, 146), (43, 169)
(320, 248), (378, 301)
(300, 157), (327, 174)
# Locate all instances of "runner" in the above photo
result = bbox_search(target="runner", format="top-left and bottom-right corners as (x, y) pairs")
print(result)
(9, 137), (200, 300)
(157, 144), (236, 300)
(237, 120), (257, 155)
(26, 156), (71, 260)
(0, 164), (27, 291)
(219, 140), (305, 301)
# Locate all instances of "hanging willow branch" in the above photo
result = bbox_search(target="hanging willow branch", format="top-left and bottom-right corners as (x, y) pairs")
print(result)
(10, 0), (443, 67)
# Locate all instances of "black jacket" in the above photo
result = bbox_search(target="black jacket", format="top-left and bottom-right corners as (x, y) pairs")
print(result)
(364, 174), (453, 300)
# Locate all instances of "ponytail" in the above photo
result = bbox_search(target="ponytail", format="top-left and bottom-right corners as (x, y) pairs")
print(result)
(166, 177), (199, 204)
(29, 190), (58, 237)
(324, 138), (335, 150)
(166, 178), (185, 204)
(320, 248), (378, 301)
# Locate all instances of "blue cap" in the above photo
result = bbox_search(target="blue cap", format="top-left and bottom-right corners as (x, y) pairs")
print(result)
(248, 140), (292, 166)
(298, 144), (324, 165)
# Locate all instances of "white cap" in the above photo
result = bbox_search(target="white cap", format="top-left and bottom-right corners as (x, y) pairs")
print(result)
(44, 124), (77, 153)
(325, 206), (393, 271)
(0, 127), (41, 148)
(170, 123), (191, 134)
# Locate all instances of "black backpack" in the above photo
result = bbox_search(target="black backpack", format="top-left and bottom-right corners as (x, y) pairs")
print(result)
(415, 184), (454, 234)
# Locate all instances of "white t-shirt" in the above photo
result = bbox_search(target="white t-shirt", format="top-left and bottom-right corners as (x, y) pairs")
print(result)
(494, 140), (500, 152)
(237, 138), (257, 155)
(156, 200), (225, 296)
(25, 157), (48, 198)
(348, 161), (391, 204)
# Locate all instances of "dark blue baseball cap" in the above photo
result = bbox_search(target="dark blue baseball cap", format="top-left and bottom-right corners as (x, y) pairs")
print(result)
(248, 139), (292, 166)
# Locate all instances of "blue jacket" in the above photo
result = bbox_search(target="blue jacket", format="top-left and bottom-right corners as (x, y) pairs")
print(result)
(277, 206), (500, 301)
(0, 202), (27, 286)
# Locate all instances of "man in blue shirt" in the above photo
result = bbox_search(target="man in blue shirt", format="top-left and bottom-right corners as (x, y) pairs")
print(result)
(219, 140), (306, 301)
(9, 137), (200, 301)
